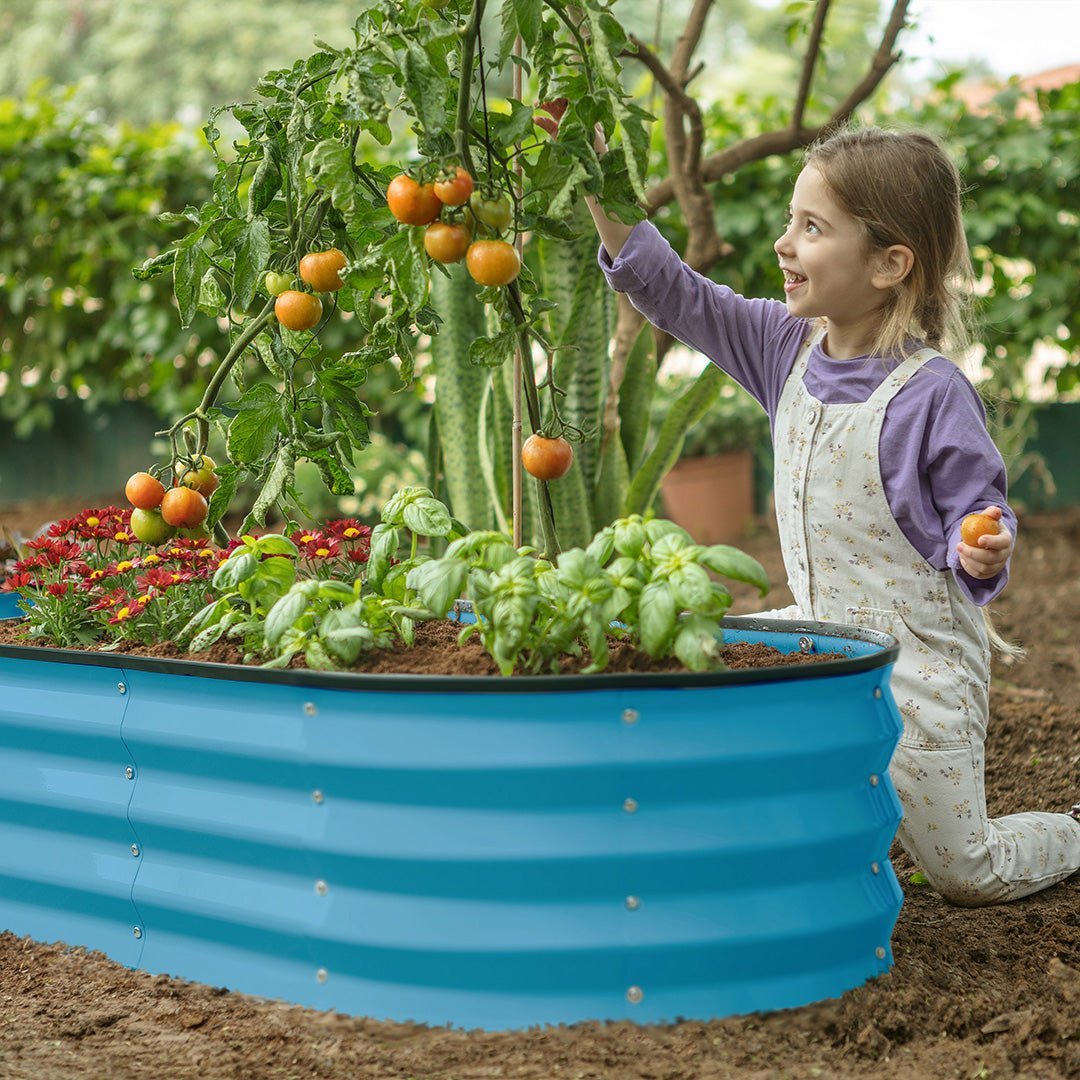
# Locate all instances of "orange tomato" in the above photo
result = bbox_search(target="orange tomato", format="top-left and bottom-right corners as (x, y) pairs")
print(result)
(125, 471), (165, 510)
(521, 434), (574, 481)
(433, 166), (474, 207)
(466, 239), (521, 286)
(424, 221), (472, 264)
(179, 455), (220, 498)
(299, 248), (347, 292)
(386, 174), (442, 226)
(960, 513), (1001, 546)
(160, 486), (209, 529)
(275, 290), (323, 332)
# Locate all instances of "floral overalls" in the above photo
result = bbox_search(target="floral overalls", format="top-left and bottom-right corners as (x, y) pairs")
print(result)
(766, 329), (1080, 905)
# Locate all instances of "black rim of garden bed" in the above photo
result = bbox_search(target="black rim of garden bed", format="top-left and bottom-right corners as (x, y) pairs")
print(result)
(0, 615), (899, 694)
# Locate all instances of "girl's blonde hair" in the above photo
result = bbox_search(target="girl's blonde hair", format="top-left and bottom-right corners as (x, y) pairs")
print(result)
(804, 126), (976, 359)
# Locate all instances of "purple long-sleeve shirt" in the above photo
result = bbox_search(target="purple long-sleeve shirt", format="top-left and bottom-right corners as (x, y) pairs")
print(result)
(599, 222), (1014, 605)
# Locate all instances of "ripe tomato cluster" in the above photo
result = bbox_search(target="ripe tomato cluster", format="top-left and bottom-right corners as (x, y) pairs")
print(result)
(123, 456), (219, 543)
(387, 167), (521, 287)
(267, 247), (347, 331)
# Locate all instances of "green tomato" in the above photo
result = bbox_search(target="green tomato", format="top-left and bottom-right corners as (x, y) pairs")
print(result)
(468, 191), (512, 233)
(264, 271), (293, 296)
(420, 0), (451, 8)
(129, 508), (177, 546)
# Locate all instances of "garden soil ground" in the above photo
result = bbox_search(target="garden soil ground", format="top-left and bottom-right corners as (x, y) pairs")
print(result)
(1, 497), (1077, 1080)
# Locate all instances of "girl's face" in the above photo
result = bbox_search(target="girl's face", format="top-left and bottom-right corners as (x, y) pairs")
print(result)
(773, 166), (889, 357)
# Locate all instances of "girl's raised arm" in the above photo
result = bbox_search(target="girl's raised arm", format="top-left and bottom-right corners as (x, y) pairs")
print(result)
(584, 193), (635, 261)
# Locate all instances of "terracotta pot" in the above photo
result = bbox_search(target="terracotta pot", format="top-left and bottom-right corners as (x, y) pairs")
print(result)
(660, 449), (755, 545)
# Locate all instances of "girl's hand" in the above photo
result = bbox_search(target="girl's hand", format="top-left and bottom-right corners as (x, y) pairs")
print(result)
(956, 504), (1013, 580)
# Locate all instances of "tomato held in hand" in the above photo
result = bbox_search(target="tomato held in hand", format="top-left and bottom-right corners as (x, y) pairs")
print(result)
(275, 290), (323, 331)
(522, 434), (574, 481)
(433, 166), (474, 207)
(129, 508), (177, 546)
(386, 174), (442, 226)
(466, 239), (521, 286)
(424, 221), (472, 264)
(299, 248), (347, 292)
(125, 471), (165, 510)
(264, 270), (293, 296)
(468, 190), (512, 232)
(179, 454), (219, 498)
(160, 486), (209, 529)
(960, 513), (1001, 546)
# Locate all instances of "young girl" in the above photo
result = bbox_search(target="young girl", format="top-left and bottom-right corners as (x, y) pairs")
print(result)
(588, 126), (1080, 906)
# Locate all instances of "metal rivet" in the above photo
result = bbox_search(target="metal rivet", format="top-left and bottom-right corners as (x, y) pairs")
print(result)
(303, 702), (317, 716)
(626, 985), (643, 1004)
(117, 682), (127, 695)
(875, 946), (887, 960)
(621, 708), (639, 725)
(625, 895), (641, 911)
(869, 774), (879, 786)
(124, 767), (135, 780)
(312, 789), (324, 804)
(622, 797), (638, 814)
(797, 635), (814, 653)
(315, 880), (328, 896)
(871, 862), (880, 875)
(130, 844), (140, 858)
(132, 926), (142, 939)
(873, 687), (883, 699)
(316, 968), (328, 983)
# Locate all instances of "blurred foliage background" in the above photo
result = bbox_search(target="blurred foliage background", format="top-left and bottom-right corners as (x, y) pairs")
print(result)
(0, 0), (1076, 513)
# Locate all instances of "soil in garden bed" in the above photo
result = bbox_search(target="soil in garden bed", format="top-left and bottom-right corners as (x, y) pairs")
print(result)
(0, 607), (847, 675)
(1, 499), (1078, 1080)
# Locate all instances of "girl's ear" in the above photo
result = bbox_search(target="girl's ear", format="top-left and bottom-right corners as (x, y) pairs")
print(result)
(872, 244), (915, 290)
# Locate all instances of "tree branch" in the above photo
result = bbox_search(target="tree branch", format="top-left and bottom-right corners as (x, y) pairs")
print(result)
(643, 0), (911, 213)
(792, 0), (832, 130)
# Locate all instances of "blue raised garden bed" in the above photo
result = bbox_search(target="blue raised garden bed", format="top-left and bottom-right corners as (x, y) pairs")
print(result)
(0, 615), (902, 1030)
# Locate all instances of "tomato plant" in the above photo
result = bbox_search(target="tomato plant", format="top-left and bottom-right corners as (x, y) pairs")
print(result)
(522, 434), (574, 481)
(387, 174), (443, 226)
(274, 290), (323, 332)
(299, 248), (347, 293)
(434, 167), (474, 207)
(424, 222), (472, 264)
(466, 240), (521, 286)
(161, 486), (209, 529)
(129, 0), (651, 544)
(125, 471), (166, 510)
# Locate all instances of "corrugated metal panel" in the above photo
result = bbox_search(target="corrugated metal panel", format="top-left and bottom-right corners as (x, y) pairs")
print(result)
(0, 620), (903, 1029)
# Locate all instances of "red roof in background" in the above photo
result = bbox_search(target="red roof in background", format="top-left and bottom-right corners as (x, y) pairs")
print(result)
(953, 62), (1080, 117)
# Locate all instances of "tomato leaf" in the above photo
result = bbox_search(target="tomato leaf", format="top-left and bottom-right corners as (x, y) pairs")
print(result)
(206, 464), (241, 529)
(247, 146), (281, 219)
(233, 216), (271, 310)
(174, 235), (210, 329)
(248, 444), (295, 528)
(468, 327), (516, 368)
(318, 375), (372, 451)
(403, 41), (446, 134)
(132, 249), (176, 282)
(227, 388), (284, 464)
(309, 140), (360, 218)
(308, 446), (354, 497)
